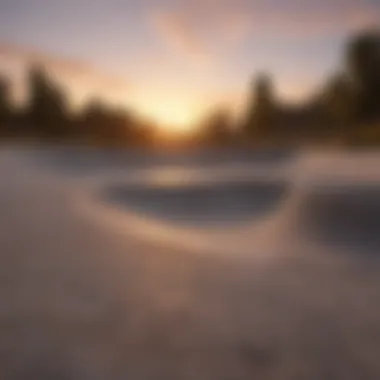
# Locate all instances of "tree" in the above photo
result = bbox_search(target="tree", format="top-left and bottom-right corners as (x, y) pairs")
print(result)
(27, 65), (69, 136)
(346, 30), (380, 121)
(0, 76), (12, 135)
(200, 108), (232, 145)
(324, 73), (355, 127)
(245, 72), (277, 140)
(102, 108), (133, 144)
(81, 99), (108, 138)
(81, 100), (134, 145)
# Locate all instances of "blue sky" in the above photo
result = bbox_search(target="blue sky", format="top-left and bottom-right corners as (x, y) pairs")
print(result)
(0, 0), (379, 125)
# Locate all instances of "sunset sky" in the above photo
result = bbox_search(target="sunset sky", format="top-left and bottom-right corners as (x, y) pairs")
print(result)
(0, 0), (379, 127)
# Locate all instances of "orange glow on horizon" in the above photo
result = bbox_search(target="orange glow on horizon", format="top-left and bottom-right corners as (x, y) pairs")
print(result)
(137, 100), (203, 136)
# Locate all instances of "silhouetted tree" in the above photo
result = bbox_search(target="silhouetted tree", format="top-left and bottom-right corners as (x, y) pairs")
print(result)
(347, 30), (380, 121)
(81, 99), (108, 138)
(0, 76), (12, 135)
(200, 108), (232, 145)
(81, 100), (135, 145)
(324, 73), (355, 127)
(103, 109), (133, 144)
(245, 73), (277, 140)
(129, 118), (157, 147)
(27, 65), (69, 137)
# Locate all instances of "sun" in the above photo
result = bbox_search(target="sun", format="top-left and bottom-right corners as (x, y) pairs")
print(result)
(141, 100), (200, 136)
(160, 110), (188, 127)
(152, 107), (195, 134)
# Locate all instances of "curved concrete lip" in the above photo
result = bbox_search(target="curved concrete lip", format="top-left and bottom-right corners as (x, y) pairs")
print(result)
(101, 179), (290, 228)
(297, 183), (380, 254)
(76, 177), (291, 257)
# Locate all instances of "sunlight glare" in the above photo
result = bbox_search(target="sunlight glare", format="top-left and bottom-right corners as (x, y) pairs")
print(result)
(142, 101), (200, 136)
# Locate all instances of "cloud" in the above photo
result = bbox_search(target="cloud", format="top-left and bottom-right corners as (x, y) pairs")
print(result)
(148, 0), (380, 62)
(0, 43), (91, 75)
(148, 1), (255, 64)
(0, 42), (130, 93)
(150, 12), (209, 64)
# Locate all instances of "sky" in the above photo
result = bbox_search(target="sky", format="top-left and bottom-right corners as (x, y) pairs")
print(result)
(0, 0), (379, 127)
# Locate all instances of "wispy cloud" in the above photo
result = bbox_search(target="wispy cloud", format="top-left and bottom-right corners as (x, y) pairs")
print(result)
(148, 1), (253, 65)
(0, 42), (130, 94)
(148, 0), (380, 63)
(150, 11), (210, 64)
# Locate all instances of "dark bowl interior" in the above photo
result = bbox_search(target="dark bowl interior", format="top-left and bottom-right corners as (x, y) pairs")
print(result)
(102, 180), (290, 227)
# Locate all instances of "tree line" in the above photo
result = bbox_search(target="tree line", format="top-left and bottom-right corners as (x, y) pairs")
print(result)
(0, 66), (154, 147)
(0, 29), (380, 147)
(242, 29), (380, 146)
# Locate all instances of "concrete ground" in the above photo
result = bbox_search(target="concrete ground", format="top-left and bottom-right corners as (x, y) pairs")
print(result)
(0, 147), (379, 380)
